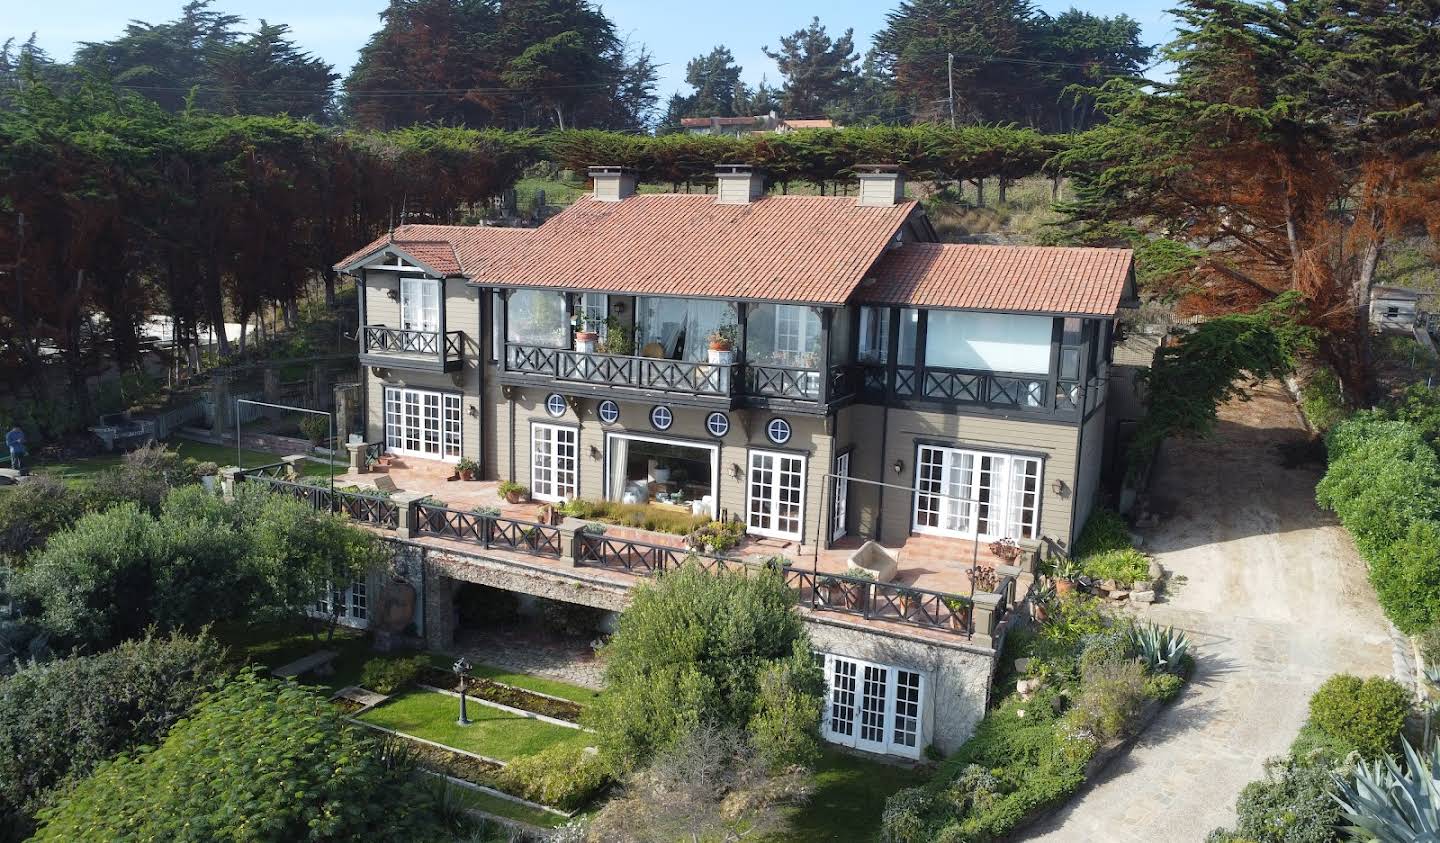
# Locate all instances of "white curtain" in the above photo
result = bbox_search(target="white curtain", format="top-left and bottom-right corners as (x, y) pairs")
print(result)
(925, 312), (1052, 374)
(608, 436), (631, 500)
(683, 300), (734, 361)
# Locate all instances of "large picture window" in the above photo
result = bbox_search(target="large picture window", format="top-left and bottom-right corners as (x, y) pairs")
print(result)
(925, 312), (1052, 374)
(634, 297), (735, 362)
(507, 290), (568, 347)
(747, 304), (821, 368)
(606, 433), (718, 516)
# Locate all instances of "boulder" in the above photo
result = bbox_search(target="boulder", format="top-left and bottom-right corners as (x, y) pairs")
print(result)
(1148, 559), (1163, 580)
(1132, 579), (1155, 593)
(1014, 657), (1033, 674)
(1131, 590), (1156, 604)
(1109, 589), (1130, 601)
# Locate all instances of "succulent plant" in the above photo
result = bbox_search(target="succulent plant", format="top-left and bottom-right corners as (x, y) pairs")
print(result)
(1127, 623), (1189, 674)
(1334, 738), (1440, 842)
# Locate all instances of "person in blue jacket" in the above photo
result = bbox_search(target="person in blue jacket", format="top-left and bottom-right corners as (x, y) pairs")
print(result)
(5, 425), (24, 474)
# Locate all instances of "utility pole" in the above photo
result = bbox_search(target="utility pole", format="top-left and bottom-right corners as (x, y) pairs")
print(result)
(947, 53), (956, 128)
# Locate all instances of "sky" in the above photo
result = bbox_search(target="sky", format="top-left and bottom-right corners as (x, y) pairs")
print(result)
(7, 0), (1180, 100)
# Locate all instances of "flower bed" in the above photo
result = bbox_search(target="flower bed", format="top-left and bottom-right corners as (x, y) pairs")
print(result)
(418, 667), (584, 723)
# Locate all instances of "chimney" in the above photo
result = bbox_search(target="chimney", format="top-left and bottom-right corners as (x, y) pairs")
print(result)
(856, 164), (905, 207)
(589, 165), (636, 202)
(715, 163), (765, 204)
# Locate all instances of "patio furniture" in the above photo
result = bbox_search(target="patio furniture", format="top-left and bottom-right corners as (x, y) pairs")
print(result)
(847, 541), (899, 583)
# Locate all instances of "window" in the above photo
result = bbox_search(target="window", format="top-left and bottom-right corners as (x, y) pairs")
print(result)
(348, 580), (368, 621)
(820, 653), (926, 758)
(747, 303), (821, 367)
(634, 297), (736, 361)
(575, 293), (609, 338)
(531, 424), (578, 501)
(925, 312), (1052, 374)
(606, 433), (718, 513)
(545, 393), (567, 418)
(506, 289), (568, 347)
(491, 292), (504, 362)
(913, 445), (1042, 541)
(597, 400), (620, 425)
(831, 451), (851, 541)
(314, 580), (368, 627)
(706, 412), (730, 438)
(400, 277), (440, 333)
(649, 405), (673, 431)
(858, 307), (889, 364)
(897, 309), (920, 366)
(766, 418), (791, 445)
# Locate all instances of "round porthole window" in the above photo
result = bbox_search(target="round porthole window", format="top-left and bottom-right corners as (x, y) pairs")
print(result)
(705, 411), (730, 438)
(766, 417), (792, 445)
(545, 393), (567, 418)
(597, 400), (620, 425)
(649, 405), (673, 431)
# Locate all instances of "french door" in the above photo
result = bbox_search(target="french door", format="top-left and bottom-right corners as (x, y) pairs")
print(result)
(747, 449), (806, 540)
(831, 451), (851, 542)
(913, 445), (1041, 541)
(400, 277), (440, 333)
(383, 387), (461, 462)
(531, 424), (578, 502)
(821, 654), (924, 758)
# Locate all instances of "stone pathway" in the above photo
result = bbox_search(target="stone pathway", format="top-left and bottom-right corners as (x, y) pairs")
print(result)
(1022, 383), (1398, 842)
(452, 627), (605, 690)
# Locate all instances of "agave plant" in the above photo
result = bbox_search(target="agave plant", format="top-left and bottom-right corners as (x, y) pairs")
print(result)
(1127, 623), (1189, 674)
(1333, 739), (1440, 842)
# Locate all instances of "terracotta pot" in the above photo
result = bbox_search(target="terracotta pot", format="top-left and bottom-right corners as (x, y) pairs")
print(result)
(949, 612), (969, 631)
(505, 491), (525, 504)
(461, 469), (476, 481)
(1055, 578), (1076, 595)
(708, 339), (733, 351)
(899, 596), (918, 618)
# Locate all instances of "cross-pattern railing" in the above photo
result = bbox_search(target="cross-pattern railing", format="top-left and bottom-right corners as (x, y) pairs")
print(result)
(364, 325), (464, 368)
(888, 365), (1057, 413)
(412, 502), (561, 557)
(242, 475), (399, 529)
(744, 363), (823, 400)
(507, 343), (733, 397)
(576, 532), (689, 574)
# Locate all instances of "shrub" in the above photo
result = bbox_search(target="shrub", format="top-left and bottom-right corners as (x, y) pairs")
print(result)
(359, 655), (429, 695)
(496, 744), (610, 811)
(1392, 383), (1440, 442)
(28, 671), (442, 841)
(1080, 548), (1150, 583)
(1299, 366), (1348, 432)
(880, 786), (936, 843)
(588, 562), (821, 774)
(1069, 660), (1147, 742)
(686, 519), (746, 553)
(1143, 672), (1185, 702)
(298, 414), (330, 445)
(1128, 623), (1190, 674)
(1420, 624), (1440, 669)
(1369, 519), (1440, 634)
(748, 650), (826, 770)
(0, 475), (87, 562)
(496, 480), (528, 498)
(1215, 755), (1341, 843)
(0, 630), (228, 837)
(1289, 722), (1356, 767)
(1317, 417), (1440, 559)
(1077, 629), (1135, 675)
(1307, 674), (1410, 761)
(1074, 508), (1132, 558)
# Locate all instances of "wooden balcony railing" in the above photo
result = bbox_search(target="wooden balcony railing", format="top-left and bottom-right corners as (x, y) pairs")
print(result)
(857, 363), (1067, 414)
(363, 326), (464, 371)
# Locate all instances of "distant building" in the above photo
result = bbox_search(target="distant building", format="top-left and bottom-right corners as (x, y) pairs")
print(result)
(680, 112), (838, 136)
(1371, 286), (1425, 333)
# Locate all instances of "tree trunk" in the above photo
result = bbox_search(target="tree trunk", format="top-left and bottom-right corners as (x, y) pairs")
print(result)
(322, 267), (337, 309)
(202, 253), (230, 359)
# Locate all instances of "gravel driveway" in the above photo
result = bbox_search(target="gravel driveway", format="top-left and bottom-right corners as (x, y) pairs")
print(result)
(1022, 382), (1400, 842)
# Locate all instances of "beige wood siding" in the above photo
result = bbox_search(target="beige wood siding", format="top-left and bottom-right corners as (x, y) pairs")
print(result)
(1073, 404), (1107, 539)
(876, 409), (1081, 549)
(363, 271), (401, 328)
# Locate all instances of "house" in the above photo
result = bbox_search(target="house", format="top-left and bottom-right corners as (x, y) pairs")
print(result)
(330, 163), (1135, 759)
(1370, 286), (1425, 333)
(680, 113), (838, 136)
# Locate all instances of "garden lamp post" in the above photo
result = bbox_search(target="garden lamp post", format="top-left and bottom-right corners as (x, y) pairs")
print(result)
(453, 657), (472, 726)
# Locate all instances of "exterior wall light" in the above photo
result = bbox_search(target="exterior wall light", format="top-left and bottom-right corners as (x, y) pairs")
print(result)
(1052, 479), (1070, 497)
(892, 459), (904, 474)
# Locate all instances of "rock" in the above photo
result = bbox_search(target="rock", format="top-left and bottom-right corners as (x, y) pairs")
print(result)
(1131, 590), (1156, 604)
(1102, 579), (1120, 592)
(1014, 657), (1033, 674)
(1110, 589), (1130, 601)
(1133, 579), (1155, 593)
(1148, 559), (1163, 580)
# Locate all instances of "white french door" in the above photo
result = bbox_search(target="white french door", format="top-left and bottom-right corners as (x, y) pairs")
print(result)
(400, 277), (440, 333)
(531, 424), (578, 502)
(747, 449), (806, 540)
(913, 445), (1041, 541)
(831, 451), (851, 542)
(383, 387), (461, 462)
(821, 654), (925, 758)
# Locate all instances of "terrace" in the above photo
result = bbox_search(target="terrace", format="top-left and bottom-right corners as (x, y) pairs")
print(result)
(236, 455), (1029, 647)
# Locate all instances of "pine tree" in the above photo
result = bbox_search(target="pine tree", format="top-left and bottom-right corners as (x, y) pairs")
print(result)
(762, 17), (859, 117)
(684, 46), (745, 117)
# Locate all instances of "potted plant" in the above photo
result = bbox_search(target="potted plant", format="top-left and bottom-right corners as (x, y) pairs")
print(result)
(707, 323), (739, 365)
(817, 575), (843, 606)
(843, 566), (875, 609)
(598, 317), (634, 356)
(898, 588), (921, 618)
(651, 462), (671, 483)
(1053, 556), (1079, 595)
(989, 537), (1022, 563)
(574, 316), (600, 353)
(456, 457), (479, 481)
(1031, 582), (1056, 622)
(942, 596), (972, 631)
(497, 480), (529, 504)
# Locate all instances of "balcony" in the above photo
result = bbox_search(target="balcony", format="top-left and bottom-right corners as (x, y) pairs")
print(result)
(360, 325), (464, 373)
(502, 343), (852, 407)
(859, 363), (1082, 417)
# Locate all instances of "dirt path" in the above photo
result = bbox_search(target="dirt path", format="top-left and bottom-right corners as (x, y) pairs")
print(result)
(1022, 382), (1399, 842)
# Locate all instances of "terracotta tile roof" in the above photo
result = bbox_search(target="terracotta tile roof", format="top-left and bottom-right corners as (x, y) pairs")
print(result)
(336, 227), (529, 275)
(679, 117), (711, 127)
(860, 242), (1134, 316)
(461, 194), (917, 304)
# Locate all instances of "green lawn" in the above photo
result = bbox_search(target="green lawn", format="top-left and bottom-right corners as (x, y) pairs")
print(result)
(359, 689), (595, 762)
(447, 782), (569, 829)
(215, 619), (377, 695)
(775, 749), (928, 843)
(28, 440), (344, 484)
(451, 658), (603, 706)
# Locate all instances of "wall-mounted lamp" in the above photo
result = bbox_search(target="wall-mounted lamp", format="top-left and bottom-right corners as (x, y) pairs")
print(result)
(590, 445), (602, 459)
(1051, 479), (1070, 498)
(386, 288), (400, 302)
(892, 459), (904, 475)
(729, 463), (742, 479)
(467, 405), (478, 417)
(613, 300), (629, 315)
